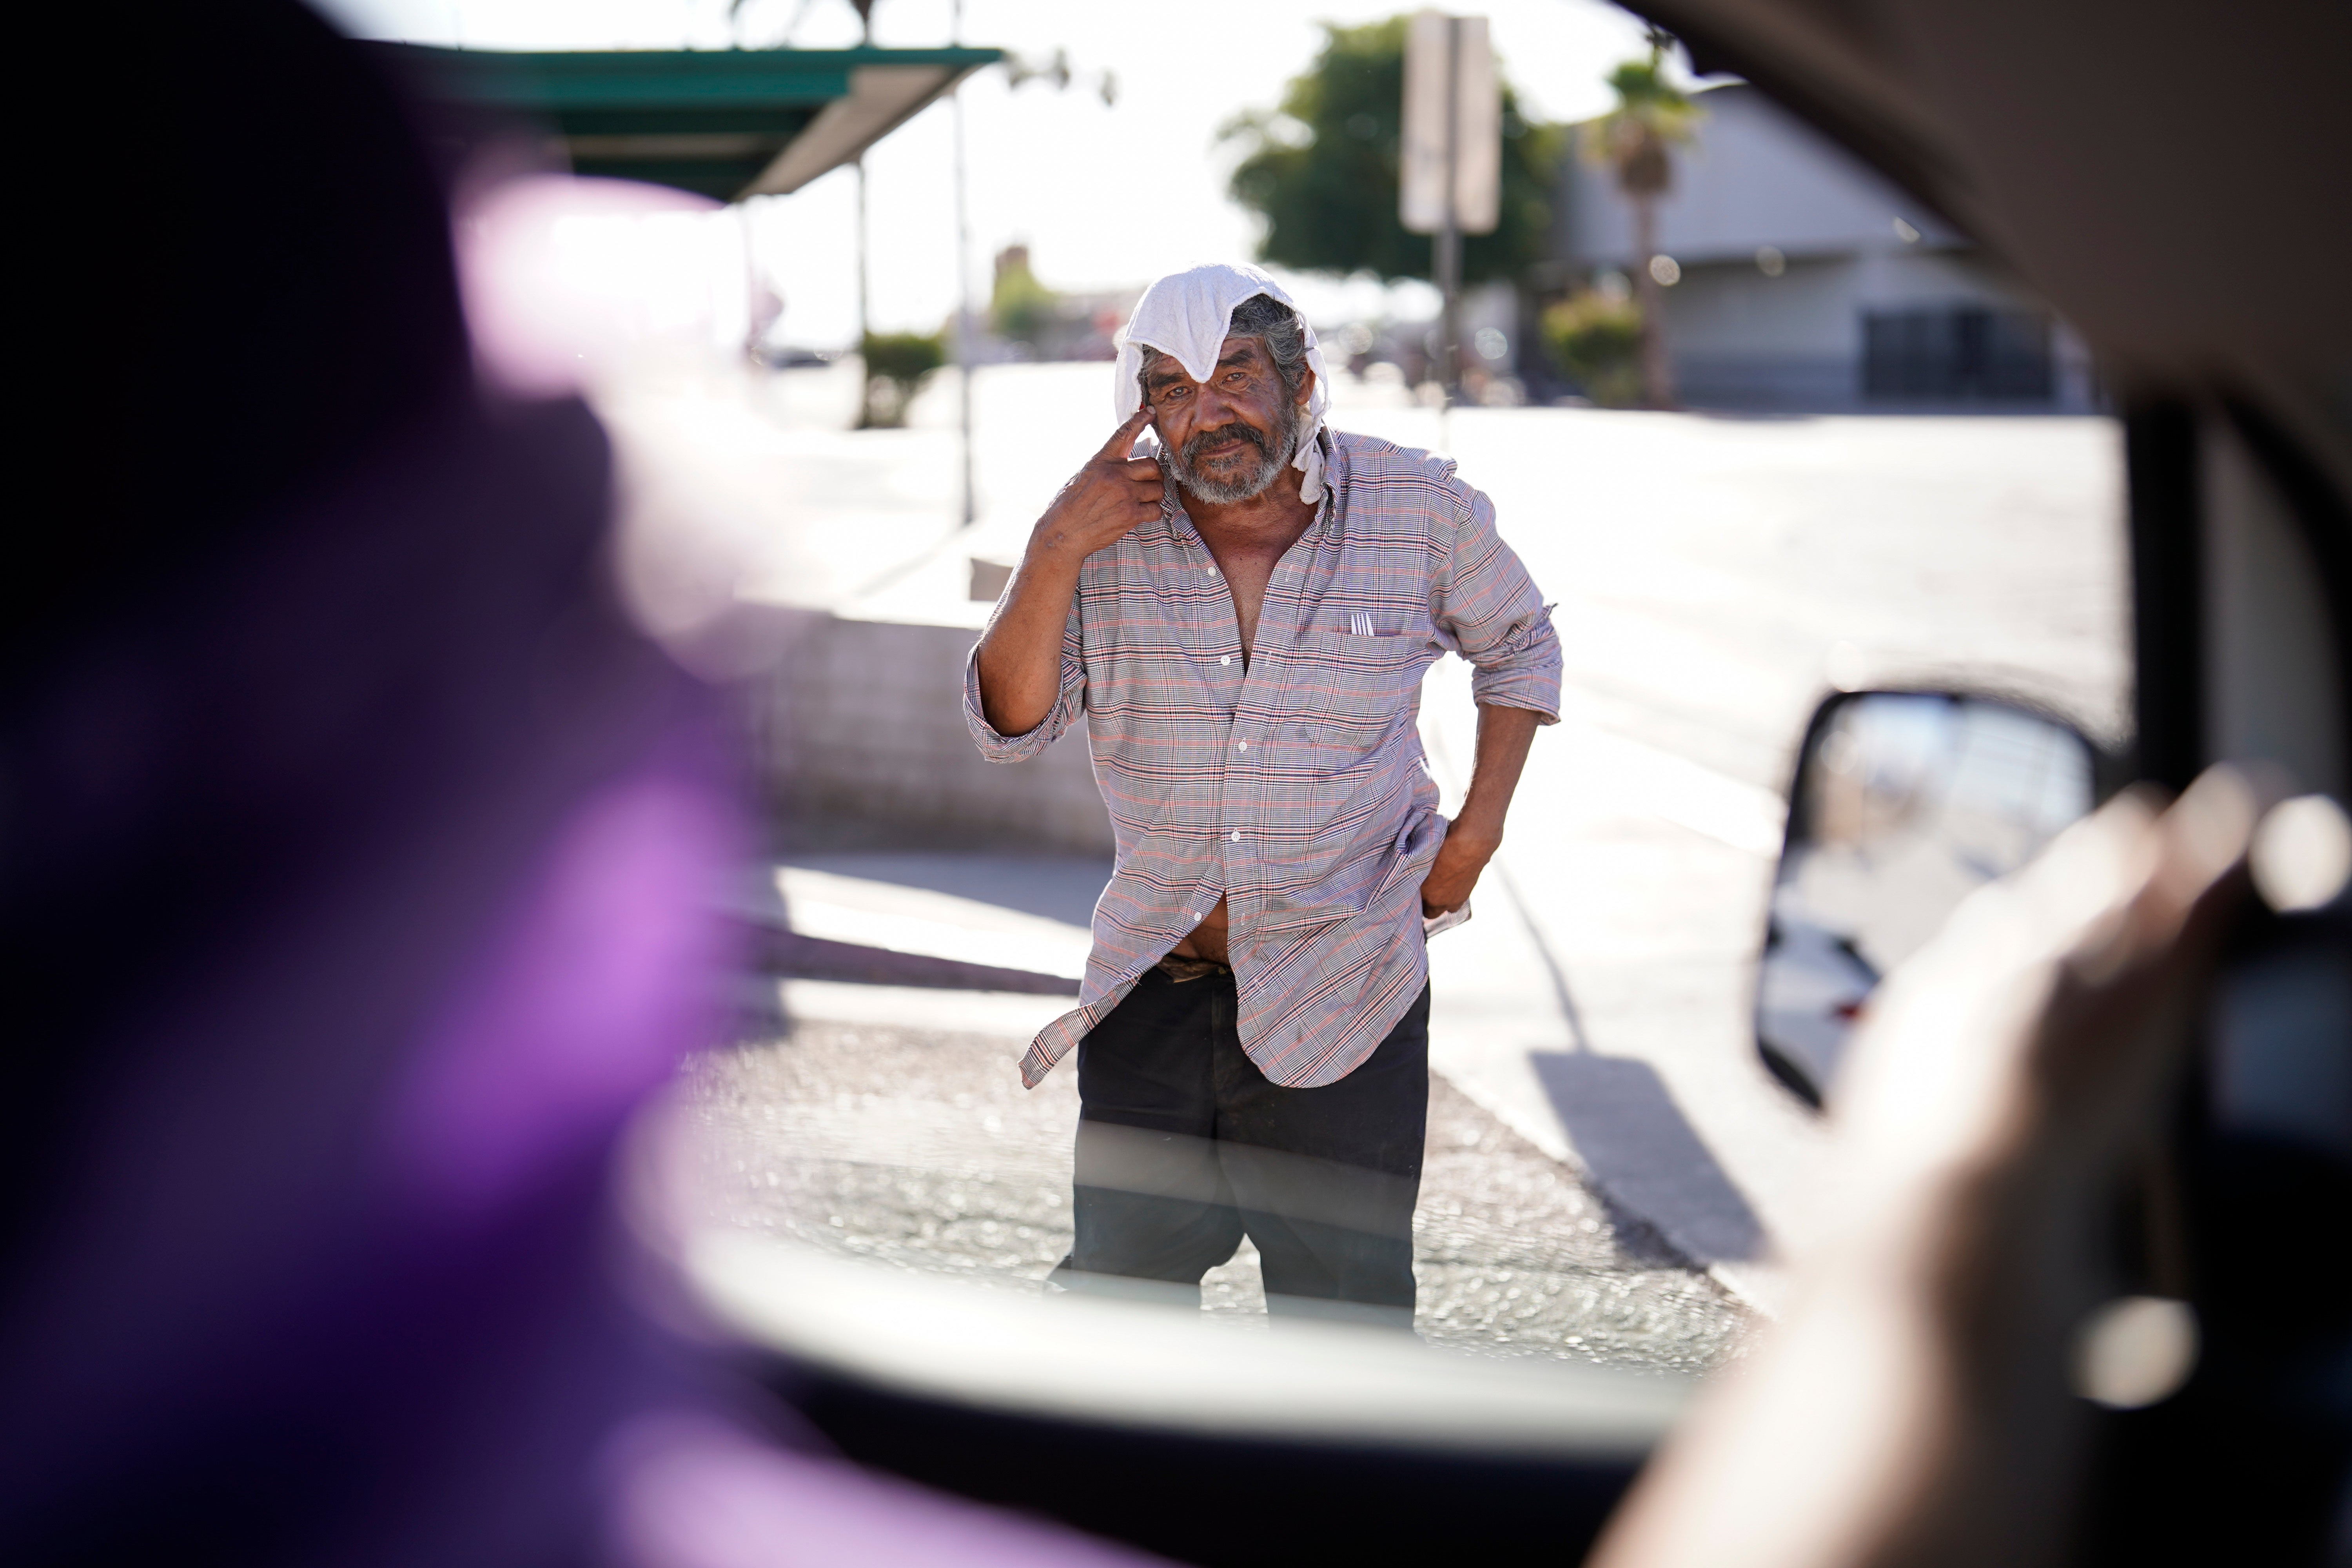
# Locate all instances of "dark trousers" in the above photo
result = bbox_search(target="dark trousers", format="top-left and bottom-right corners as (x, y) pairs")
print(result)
(1054, 967), (1430, 1329)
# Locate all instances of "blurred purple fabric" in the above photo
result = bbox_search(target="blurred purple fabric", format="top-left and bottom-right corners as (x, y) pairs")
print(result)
(0, 5), (1153, 1563)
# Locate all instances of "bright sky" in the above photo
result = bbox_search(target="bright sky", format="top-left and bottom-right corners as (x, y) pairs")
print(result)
(316, 0), (1697, 348)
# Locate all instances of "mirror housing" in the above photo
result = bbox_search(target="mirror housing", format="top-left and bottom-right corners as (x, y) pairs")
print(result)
(1755, 688), (2105, 1109)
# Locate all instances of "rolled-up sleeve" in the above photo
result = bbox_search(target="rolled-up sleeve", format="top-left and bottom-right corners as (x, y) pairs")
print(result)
(1434, 478), (1562, 722)
(963, 599), (1087, 762)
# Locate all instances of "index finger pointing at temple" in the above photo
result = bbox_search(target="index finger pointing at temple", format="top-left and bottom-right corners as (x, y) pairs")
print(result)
(1097, 402), (1155, 461)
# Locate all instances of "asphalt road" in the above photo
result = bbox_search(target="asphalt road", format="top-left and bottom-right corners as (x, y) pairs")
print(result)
(686, 1014), (1750, 1375)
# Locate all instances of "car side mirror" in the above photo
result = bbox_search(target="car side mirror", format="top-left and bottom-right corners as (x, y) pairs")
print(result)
(1755, 689), (2103, 1109)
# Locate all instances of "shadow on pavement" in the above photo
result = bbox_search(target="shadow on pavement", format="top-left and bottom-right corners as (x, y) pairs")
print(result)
(1490, 864), (1766, 1267)
(753, 925), (1080, 995)
(780, 848), (1114, 928)
(1530, 1050), (1766, 1265)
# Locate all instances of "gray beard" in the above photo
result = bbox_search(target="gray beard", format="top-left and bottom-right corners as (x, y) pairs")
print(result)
(1167, 398), (1302, 505)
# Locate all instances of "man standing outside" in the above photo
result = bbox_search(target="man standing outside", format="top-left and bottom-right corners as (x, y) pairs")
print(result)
(967, 264), (1559, 1329)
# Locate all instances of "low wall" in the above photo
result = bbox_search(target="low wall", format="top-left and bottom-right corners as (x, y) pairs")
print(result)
(753, 610), (1114, 855)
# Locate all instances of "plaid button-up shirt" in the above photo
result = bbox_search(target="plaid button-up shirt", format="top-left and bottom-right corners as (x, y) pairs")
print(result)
(964, 429), (1561, 1089)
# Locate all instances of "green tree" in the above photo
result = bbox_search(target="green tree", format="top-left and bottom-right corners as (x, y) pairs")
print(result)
(1222, 17), (1564, 286)
(1580, 34), (1700, 408)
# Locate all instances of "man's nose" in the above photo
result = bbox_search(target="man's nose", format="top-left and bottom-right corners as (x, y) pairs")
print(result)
(1195, 383), (1241, 427)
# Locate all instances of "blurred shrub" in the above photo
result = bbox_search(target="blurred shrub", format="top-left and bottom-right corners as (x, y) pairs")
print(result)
(989, 251), (1059, 348)
(1541, 291), (1643, 407)
(862, 330), (944, 385)
(859, 330), (944, 428)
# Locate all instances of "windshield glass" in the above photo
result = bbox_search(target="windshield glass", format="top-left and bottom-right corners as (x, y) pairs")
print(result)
(359, 0), (2123, 1379)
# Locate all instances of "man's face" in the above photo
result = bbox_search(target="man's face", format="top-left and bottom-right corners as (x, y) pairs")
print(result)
(1144, 334), (1314, 505)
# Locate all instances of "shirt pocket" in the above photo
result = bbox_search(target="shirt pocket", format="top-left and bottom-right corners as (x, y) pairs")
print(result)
(1284, 626), (1434, 759)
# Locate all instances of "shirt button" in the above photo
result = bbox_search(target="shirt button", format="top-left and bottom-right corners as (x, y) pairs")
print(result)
(1236, 740), (1248, 752)
(1230, 830), (1243, 842)
(1220, 655), (1231, 666)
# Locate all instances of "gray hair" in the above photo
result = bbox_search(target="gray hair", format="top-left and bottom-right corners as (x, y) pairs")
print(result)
(1136, 292), (1311, 403)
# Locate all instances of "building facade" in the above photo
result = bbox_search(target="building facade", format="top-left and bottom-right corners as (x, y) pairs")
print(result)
(1554, 83), (2096, 411)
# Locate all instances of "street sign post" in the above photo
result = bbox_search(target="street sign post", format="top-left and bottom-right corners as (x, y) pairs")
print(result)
(1401, 12), (1498, 404)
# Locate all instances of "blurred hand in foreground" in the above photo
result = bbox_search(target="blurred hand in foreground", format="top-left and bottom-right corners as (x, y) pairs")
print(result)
(1592, 768), (2256, 1568)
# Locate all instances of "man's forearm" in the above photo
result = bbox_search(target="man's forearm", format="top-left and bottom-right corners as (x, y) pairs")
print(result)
(974, 539), (1083, 737)
(1452, 703), (1543, 849)
(976, 403), (1163, 737)
(1418, 703), (1541, 915)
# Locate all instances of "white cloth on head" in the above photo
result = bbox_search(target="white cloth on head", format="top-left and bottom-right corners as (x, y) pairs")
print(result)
(1112, 262), (1331, 505)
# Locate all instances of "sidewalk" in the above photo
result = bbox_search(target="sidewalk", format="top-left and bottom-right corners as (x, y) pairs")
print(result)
(1416, 657), (1820, 1313)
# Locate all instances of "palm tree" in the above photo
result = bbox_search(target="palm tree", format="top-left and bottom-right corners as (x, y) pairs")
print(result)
(1581, 33), (1699, 408)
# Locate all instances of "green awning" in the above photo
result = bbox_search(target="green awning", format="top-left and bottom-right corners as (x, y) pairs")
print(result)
(374, 44), (1002, 201)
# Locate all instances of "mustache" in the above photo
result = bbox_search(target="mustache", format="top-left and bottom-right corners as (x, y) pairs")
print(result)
(1181, 420), (1271, 466)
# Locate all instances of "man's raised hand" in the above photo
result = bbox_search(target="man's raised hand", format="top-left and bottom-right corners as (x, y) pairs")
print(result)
(979, 406), (1161, 737)
(1031, 405), (1163, 564)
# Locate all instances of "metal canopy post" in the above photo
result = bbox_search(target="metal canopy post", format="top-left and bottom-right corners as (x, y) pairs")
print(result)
(853, 3), (874, 388)
(953, 0), (976, 529)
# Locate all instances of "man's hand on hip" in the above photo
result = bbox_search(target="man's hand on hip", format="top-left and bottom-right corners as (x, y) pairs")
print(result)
(1419, 824), (1497, 917)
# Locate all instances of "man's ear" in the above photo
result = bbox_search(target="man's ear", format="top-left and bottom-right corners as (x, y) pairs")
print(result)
(1295, 364), (1318, 410)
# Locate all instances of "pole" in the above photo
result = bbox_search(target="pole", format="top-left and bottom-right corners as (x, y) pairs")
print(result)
(953, 0), (975, 528)
(853, 5), (873, 417)
(851, 155), (872, 425)
(854, 158), (869, 350)
(1437, 15), (1462, 425)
